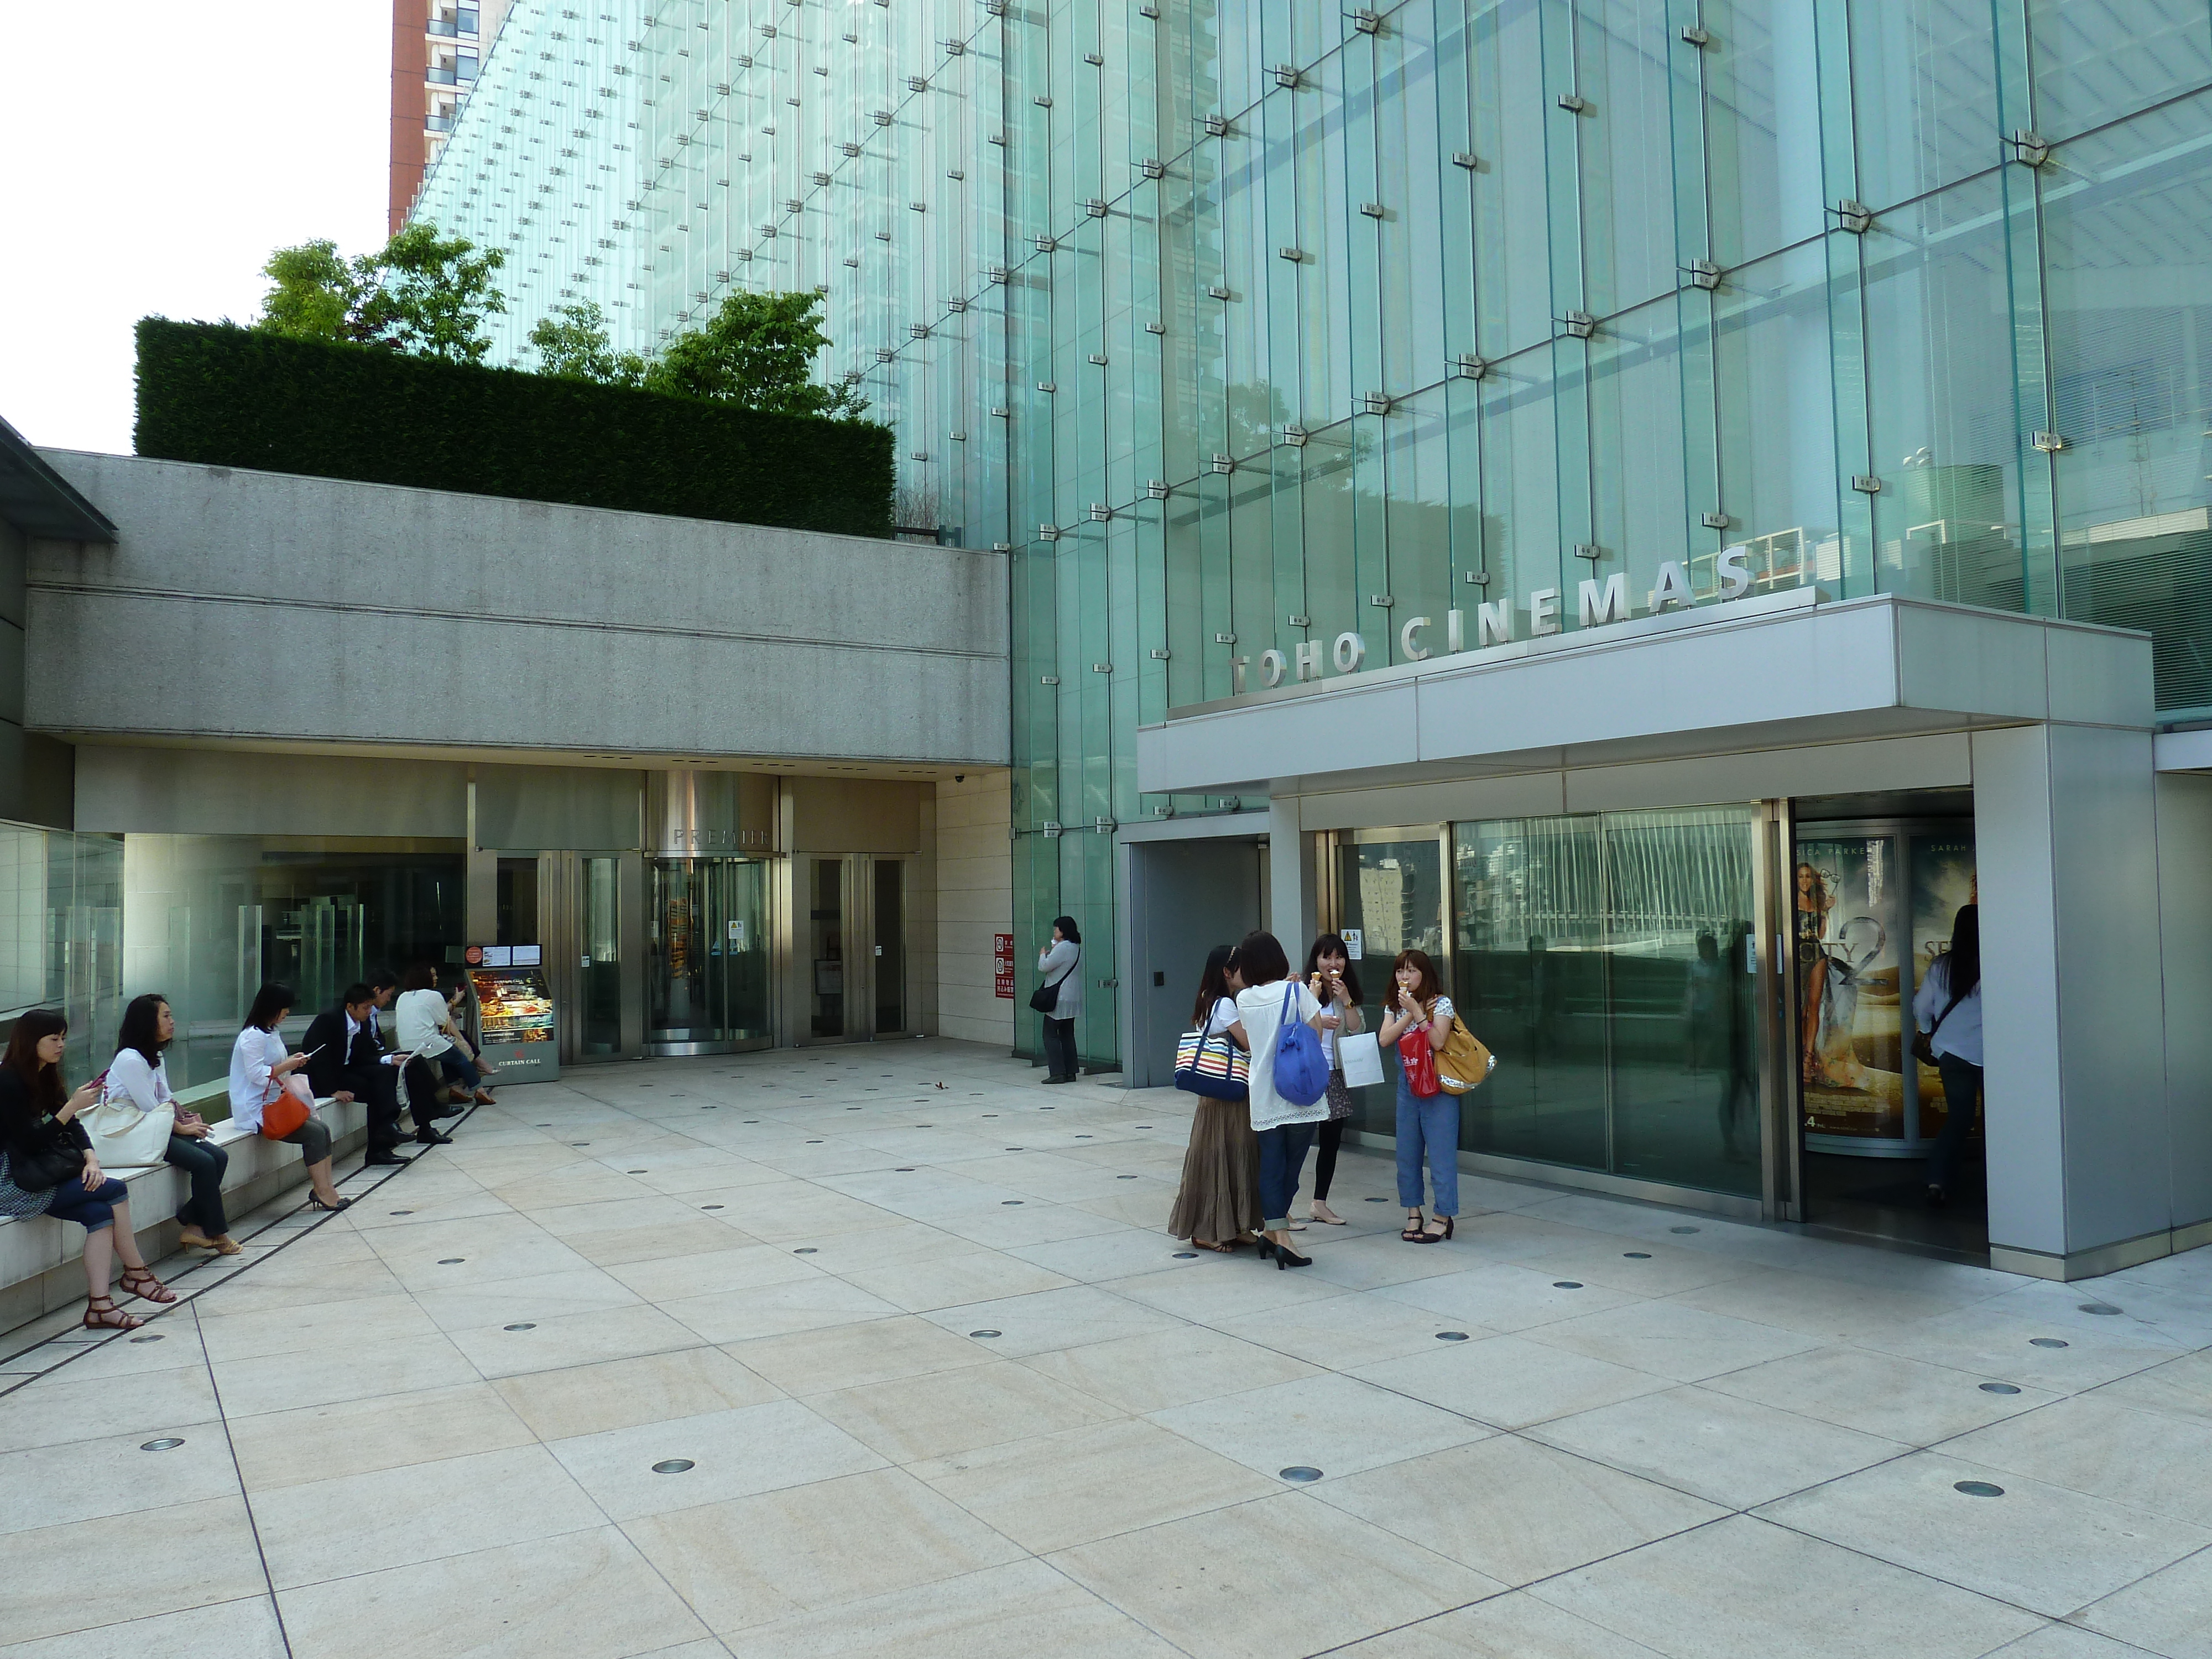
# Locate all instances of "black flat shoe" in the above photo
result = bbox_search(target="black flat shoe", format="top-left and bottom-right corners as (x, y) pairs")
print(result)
(415, 1130), (454, 1146)
(364, 1151), (413, 1167)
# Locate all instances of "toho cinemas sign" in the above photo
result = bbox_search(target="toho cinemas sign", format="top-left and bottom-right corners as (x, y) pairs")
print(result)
(1230, 548), (1765, 694)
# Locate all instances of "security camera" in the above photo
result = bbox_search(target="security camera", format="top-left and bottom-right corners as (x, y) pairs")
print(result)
(953, 774), (965, 782)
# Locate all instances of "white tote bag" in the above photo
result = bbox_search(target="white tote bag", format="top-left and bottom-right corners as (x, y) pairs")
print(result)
(81, 1076), (176, 1168)
(1338, 1031), (1386, 1089)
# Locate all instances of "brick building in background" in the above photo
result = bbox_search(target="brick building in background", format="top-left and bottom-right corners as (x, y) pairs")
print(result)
(387, 0), (512, 234)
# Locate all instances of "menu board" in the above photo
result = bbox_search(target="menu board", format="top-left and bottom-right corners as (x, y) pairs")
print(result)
(469, 966), (559, 1082)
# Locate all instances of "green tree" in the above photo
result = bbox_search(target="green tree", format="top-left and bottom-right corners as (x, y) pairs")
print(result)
(527, 301), (649, 386)
(253, 225), (506, 363)
(644, 291), (869, 417)
(255, 240), (363, 345)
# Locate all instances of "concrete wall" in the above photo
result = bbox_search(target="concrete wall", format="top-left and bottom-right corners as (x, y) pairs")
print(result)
(0, 517), (72, 829)
(27, 452), (1010, 769)
(933, 771), (1012, 1047)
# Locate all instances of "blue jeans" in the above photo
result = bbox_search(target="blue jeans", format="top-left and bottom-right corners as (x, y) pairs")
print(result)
(1396, 1071), (1461, 1217)
(1929, 1052), (1983, 1193)
(1256, 1121), (1317, 1230)
(440, 1052), (483, 1091)
(46, 1175), (129, 1232)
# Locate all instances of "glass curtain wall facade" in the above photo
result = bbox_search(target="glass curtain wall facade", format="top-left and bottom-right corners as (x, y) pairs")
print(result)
(0, 825), (124, 1084)
(415, 0), (2212, 1069)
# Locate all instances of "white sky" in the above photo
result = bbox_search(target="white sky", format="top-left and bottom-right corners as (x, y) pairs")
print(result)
(0, 3), (391, 455)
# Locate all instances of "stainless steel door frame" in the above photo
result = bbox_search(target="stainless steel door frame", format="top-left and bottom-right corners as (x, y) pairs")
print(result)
(1754, 800), (1802, 1222)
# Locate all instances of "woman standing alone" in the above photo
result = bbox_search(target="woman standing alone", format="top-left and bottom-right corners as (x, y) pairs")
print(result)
(1914, 904), (1983, 1207)
(1036, 916), (1083, 1084)
(1167, 946), (1261, 1251)
(1378, 948), (1459, 1243)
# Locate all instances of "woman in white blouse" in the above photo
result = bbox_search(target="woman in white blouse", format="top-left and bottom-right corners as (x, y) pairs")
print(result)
(109, 994), (237, 1254)
(1230, 930), (1331, 1268)
(229, 982), (348, 1212)
(394, 964), (468, 1129)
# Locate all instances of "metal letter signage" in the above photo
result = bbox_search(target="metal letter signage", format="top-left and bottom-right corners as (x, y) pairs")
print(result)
(1400, 616), (1432, 661)
(1577, 574), (1629, 629)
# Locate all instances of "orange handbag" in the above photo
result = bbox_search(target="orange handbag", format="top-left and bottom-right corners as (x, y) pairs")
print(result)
(259, 1082), (311, 1140)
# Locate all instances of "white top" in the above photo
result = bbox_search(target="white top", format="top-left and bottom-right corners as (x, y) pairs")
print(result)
(1200, 997), (1240, 1039)
(1037, 940), (1082, 1019)
(1235, 979), (1326, 1131)
(1912, 955), (1983, 1068)
(105, 1050), (178, 1118)
(395, 988), (454, 1058)
(1317, 995), (1362, 1066)
(228, 1026), (287, 1133)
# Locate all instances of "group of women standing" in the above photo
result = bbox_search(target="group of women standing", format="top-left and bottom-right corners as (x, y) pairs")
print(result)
(1167, 930), (1470, 1261)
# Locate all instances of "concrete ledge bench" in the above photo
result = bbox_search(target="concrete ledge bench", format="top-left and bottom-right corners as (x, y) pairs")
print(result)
(1, 1079), (371, 1335)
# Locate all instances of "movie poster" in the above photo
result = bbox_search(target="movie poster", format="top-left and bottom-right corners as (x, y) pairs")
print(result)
(1794, 837), (1905, 1139)
(1910, 834), (1978, 1136)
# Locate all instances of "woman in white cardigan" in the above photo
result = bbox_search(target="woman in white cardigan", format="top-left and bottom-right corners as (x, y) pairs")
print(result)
(1036, 915), (1083, 1084)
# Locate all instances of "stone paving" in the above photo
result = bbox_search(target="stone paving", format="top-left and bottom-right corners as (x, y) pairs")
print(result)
(3, 1039), (2210, 1659)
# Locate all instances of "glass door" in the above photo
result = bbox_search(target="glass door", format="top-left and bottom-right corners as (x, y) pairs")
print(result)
(1331, 831), (1449, 1103)
(807, 856), (853, 1039)
(648, 857), (773, 1055)
(580, 855), (623, 1055)
(873, 859), (906, 1035)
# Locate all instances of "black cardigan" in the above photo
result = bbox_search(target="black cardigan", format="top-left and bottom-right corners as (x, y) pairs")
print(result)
(0, 1067), (91, 1168)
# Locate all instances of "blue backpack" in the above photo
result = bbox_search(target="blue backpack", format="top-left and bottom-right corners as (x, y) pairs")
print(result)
(1271, 980), (1331, 1107)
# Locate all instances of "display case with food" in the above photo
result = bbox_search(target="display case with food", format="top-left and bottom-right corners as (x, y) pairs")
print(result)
(467, 945), (560, 1082)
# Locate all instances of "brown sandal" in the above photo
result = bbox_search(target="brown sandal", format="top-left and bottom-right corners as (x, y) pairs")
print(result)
(118, 1267), (177, 1304)
(83, 1296), (145, 1331)
(1188, 1239), (1234, 1253)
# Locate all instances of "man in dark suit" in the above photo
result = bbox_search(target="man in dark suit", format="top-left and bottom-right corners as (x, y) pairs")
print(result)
(304, 983), (410, 1166)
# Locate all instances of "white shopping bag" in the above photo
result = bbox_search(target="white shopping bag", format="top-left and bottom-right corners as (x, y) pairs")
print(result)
(1338, 1031), (1385, 1089)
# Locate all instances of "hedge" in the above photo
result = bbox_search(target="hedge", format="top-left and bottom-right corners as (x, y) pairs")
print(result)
(133, 319), (895, 539)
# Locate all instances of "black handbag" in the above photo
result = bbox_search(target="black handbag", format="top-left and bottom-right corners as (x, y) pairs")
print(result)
(1029, 959), (1074, 1015)
(11, 1129), (84, 1192)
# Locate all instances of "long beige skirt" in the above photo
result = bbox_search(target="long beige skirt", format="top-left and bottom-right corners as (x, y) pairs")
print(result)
(1166, 1095), (1264, 1243)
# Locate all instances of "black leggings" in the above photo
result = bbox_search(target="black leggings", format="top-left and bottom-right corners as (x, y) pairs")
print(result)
(1313, 1117), (1348, 1201)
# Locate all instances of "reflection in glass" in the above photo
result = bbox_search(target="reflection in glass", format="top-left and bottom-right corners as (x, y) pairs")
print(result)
(648, 858), (771, 1053)
(581, 856), (621, 1056)
(1794, 836), (1905, 1142)
(809, 857), (847, 1039)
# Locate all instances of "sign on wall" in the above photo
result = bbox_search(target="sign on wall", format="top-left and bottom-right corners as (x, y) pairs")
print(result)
(993, 933), (1015, 998)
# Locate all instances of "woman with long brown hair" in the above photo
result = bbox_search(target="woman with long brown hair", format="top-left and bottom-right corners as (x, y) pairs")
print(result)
(0, 1009), (174, 1329)
(1166, 944), (1262, 1251)
(1376, 948), (1459, 1243)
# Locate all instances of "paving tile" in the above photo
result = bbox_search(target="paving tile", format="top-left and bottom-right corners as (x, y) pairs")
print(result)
(0, 1594), (285, 1659)
(1333, 1589), (1672, 1657)
(0, 1425), (241, 1535)
(546, 1397), (884, 1521)
(1532, 1514), (2041, 1659)
(1861, 1307), (2189, 1396)
(721, 1313), (995, 1396)
(2072, 1542), (2212, 1657)
(0, 1364), (221, 1454)
(1315, 1437), (1726, 1585)
(604, 1243), (830, 1301)
(1050, 1489), (1501, 1658)
(226, 1379), (536, 1491)
(716, 1556), (1185, 1659)
(1757, 1450), (2212, 1619)
(659, 1276), (902, 1343)
(912, 1415), (1280, 1550)
(1939, 1397), (2212, 1528)
(276, 1525), (710, 1659)
(1523, 1298), (1824, 1383)
(623, 1467), (1024, 1632)
(1214, 1290), (1483, 1369)
(810, 1357), (1123, 1462)
(1016, 1323), (1319, 1413)
(1355, 1333), (1673, 1430)
(196, 1290), (444, 1361)
(210, 1331), (484, 1418)
(1666, 1267), (1981, 1343)
(1529, 1384), (1907, 1509)
(1379, 1262), (1643, 1334)
(447, 1298), (706, 1379)
(916, 1284), (1187, 1356)
(2089, 1350), (2212, 1427)
(1701, 1343), (2058, 1444)
(254, 1443), (606, 1588)
(0, 1497), (268, 1646)
(1979, 1623), (2174, 1658)
(837, 1248), (1077, 1313)
(1148, 1370), (1491, 1482)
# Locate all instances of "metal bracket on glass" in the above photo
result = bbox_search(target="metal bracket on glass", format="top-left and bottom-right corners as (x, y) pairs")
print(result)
(1034, 94), (1053, 107)
(943, 38), (965, 53)
(1035, 234), (1058, 252)
(842, 141), (862, 156)
(1039, 676), (1059, 685)
(1085, 51), (1104, 65)
(1832, 199), (1874, 234)
(1147, 479), (1171, 498)
(1362, 391), (1395, 415)
(1089, 353), (1108, 364)
(1369, 593), (1395, 607)
(1040, 523), (1061, 540)
(908, 75), (929, 91)
(1679, 24), (1710, 45)
(990, 406), (1009, 418)
(1145, 320), (1166, 334)
(1559, 311), (1597, 339)
(1150, 648), (1171, 659)
(1140, 158), (1166, 178)
(1215, 632), (1238, 644)
(1272, 64), (1301, 87)
(1095, 822), (1115, 837)
(1210, 453), (1237, 472)
(1573, 543), (1604, 561)
(1207, 284), (1233, 300)
(1288, 613), (1311, 627)
(911, 322), (932, 338)
(1450, 354), (1487, 380)
(987, 264), (1009, 282)
(951, 430), (967, 441)
(1037, 380), (1056, 392)
(1279, 246), (1307, 262)
(1703, 510), (1731, 529)
(876, 347), (897, 362)
(873, 109), (894, 124)
(1557, 92), (1589, 113)
(1452, 151), (1483, 170)
(1359, 201), (1385, 218)
(1204, 113), (1230, 135)
(2007, 131), (2052, 168)
(811, 170), (830, 185)
(1352, 8), (1382, 31)
(948, 296), (969, 312)
(2032, 431), (2065, 452)
(1090, 503), (1113, 520)
(1684, 260), (1723, 290)
(1140, 3), (1161, 15)
(1084, 199), (1108, 217)
(1043, 821), (1063, 836)
(1093, 662), (1113, 672)
(1851, 474), (1882, 493)
(1282, 425), (1308, 446)
(1463, 569), (1490, 586)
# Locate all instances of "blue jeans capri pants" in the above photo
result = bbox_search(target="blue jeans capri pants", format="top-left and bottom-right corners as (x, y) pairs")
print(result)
(45, 1175), (131, 1232)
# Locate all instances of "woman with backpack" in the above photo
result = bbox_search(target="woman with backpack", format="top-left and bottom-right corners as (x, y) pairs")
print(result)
(1913, 904), (1982, 1207)
(1378, 948), (1460, 1243)
(1230, 929), (1331, 1268)
(1167, 945), (1262, 1251)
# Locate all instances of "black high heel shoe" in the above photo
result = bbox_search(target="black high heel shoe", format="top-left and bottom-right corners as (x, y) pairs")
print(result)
(1272, 1239), (1312, 1269)
(1255, 1239), (1276, 1262)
